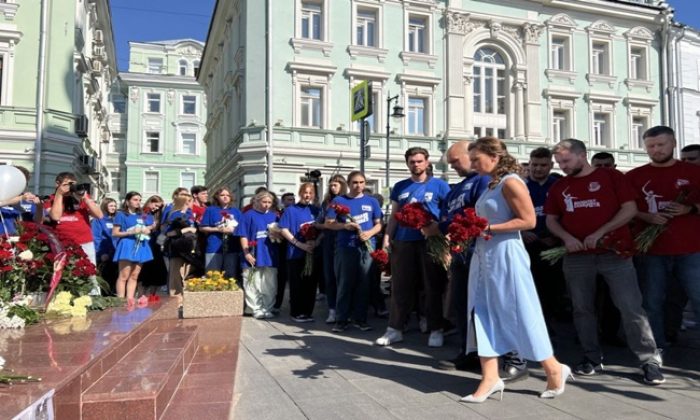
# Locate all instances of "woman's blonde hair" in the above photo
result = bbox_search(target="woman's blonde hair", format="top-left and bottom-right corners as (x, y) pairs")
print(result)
(468, 136), (520, 189)
(172, 192), (192, 210)
(253, 191), (274, 210)
(298, 182), (315, 198)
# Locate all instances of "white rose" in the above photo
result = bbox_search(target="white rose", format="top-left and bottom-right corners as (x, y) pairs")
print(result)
(18, 250), (34, 261)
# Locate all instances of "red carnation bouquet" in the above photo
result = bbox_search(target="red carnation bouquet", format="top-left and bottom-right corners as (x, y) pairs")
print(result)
(370, 249), (390, 275)
(447, 208), (490, 254)
(329, 203), (351, 221)
(541, 228), (636, 264)
(299, 223), (319, 276)
(394, 203), (449, 270)
(635, 184), (700, 253)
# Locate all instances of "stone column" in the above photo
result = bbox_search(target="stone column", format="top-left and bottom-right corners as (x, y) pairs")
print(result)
(522, 23), (544, 141)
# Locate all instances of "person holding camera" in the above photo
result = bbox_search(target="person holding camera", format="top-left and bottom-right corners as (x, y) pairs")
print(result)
(45, 172), (103, 293)
(0, 166), (43, 236)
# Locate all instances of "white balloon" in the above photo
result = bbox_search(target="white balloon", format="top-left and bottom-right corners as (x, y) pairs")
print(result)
(0, 166), (28, 202)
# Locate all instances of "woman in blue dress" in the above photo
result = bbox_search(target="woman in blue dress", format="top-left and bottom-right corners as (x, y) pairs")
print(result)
(112, 191), (154, 307)
(92, 198), (118, 294)
(461, 137), (571, 403)
(200, 187), (242, 279)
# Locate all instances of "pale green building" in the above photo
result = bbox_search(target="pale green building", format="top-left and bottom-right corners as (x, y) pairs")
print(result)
(108, 39), (207, 200)
(0, 0), (117, 196)
(199, 0), (670, 203)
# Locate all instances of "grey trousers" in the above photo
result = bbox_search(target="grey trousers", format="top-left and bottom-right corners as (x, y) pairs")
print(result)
(563, 252), (661, 365)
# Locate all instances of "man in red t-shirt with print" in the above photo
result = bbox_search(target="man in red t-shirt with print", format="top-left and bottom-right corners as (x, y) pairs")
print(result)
(626, 125), (700, 351)
(545, 139), (663, 385)
(45, 172), (103, 293)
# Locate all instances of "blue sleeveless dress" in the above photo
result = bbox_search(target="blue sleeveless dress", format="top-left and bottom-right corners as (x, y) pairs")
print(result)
(113, 212), (154, 264)
(466, 174), (553, 361)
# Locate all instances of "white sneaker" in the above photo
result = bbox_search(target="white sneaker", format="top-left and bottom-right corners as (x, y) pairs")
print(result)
(326, 309), (337, 324)
(419, 316), (428, 333)
(428, 330), (444, 347)
(375, 327), (403, 346)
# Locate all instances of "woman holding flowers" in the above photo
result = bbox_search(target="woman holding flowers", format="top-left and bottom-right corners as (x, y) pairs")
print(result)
(200, 187), (242, 279)
(138, 195), (167, 295)
(163, 191), (197, 306)
(324, 171), (382, 332)
(279, 183), (320, 322)
(317, 174), (348, 323)
(112, 192), (154, 307)
(460, 137), (569, 403)
(238, 191), (279, 319)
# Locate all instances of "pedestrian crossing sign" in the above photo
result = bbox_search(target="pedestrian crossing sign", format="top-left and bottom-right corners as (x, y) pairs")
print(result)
(351, 81), (373, 122)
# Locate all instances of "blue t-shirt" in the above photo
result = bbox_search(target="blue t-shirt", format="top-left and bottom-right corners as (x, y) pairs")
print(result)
(439, 173), (491, 233)
(0, 201), (37, 236)
(278, 203), (320, 260)
(390, 177), (450, 241)
(326, 195), (383, 248)
(237, 210), (278, 268)
(526, 175), (559, 236)
(92, 216), (117, 258)
(114, 211), (154, 234)
(201, 205), (243, 254)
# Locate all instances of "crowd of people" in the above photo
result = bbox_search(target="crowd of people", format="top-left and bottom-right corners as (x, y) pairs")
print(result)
(1, 124), (698, 404)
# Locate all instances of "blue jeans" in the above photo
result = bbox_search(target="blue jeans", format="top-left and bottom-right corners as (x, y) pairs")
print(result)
(334, 246), (371, 323)
(563, 252), (660, 365)
(636, 253), (700, 349)
(205, 252), (239, 280)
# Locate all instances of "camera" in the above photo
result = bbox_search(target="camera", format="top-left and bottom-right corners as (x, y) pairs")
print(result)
(69, 182), (91, 195)
(305, 169), (322, 181)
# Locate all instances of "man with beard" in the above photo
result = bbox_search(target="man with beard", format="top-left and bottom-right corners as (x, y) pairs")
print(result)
(626, 126), (700, 352)
(428, 141), (528, 381)
(376, 147), (450, 347)
(545, 139), (664, 385)
(523, 148), (566, 331)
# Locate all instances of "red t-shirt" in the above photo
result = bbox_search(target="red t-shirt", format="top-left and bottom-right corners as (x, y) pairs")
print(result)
(191, 203), (206, 224)
(544, 168), (636, 253)
(43, 194), (93, 245)
(626, 160), (700, 255)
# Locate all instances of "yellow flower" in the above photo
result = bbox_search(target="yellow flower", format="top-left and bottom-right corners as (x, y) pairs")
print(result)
(73, 296), (93, 308)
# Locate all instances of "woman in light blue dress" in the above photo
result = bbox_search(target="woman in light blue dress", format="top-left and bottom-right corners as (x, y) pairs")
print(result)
(112, 191), (154, 307)
(461, 137), (571, 403)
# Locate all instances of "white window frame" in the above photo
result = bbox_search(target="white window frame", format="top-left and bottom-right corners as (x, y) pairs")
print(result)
(299, 85), (323, 128)
(591, 41), (611, 76)
(624, 27), (654, 90)
(143, 171), (160, 195)
(627, 102), (654, 150)
(592, 113), (611, 148)
(147, 58), (163, 74)
(0, 45), (17, 106)
(143, 131), (162, 154)
(179, 132), (197, 155)
(297, 0), (328, 41)
(406, 13), (430, 54)
(145, 92), (161, 114)
(180, 172), (196, 189)
(406, 96), (427, 136)
(549, 35), (572, 71)
(631, 116), (647, 150)
(110, 171), (121, 194)
(552, 110), (570, 143)
(110, 133), (125, 154)
(179, 59), (188, 76)
(289, 63), (335, 130)
(181, 94), (197, 115)
(355, 7), (377, 47)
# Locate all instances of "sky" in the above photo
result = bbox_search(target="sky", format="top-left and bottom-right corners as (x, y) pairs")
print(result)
(109, 0), (698, 72)
(110, 0), (216, 71)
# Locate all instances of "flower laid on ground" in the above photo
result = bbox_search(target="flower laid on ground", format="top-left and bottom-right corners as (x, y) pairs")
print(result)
(267, 222), (283, 243)
(394, 203), (448, 269)
(299, 223), (319, 276)
(45, 291), (92, 318)
(541, 229), (636, 265)
(447, 208), (491, 254)
(0, 354), (41, 385)
(185, 270), (240, 292)
(370, 249), (390, 275)
(0, 303), (26, 329)
(635, 184), (700, 253)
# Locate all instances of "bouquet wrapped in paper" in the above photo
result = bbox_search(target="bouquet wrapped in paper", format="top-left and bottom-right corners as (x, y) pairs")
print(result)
(267, 222), (283, 243)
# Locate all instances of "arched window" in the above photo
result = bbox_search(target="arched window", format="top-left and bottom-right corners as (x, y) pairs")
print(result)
(472, 47), (508, 139)
(179, 59), (188, 76)
(193, 60), (200, 77)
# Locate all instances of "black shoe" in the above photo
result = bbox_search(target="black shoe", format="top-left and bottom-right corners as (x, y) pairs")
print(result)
(573, 358), (604, 376)
(437, 352), (480, 371)
(353, 321), (373, 331)
(642, 363), (666, 385)
(501, 365), (529, 382)
(332, 321), (349, 332)
(178, 305), (183, 319)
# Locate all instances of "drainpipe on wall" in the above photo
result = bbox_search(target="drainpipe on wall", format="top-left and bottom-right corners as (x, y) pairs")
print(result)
(265, 0), (274, 191)
(33, 0), (50, 194)
(676, 26), (687, 147)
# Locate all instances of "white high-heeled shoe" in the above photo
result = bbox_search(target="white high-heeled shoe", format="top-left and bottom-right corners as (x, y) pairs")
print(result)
(540, 364), (574, 399)
(460, 379), (505, 403)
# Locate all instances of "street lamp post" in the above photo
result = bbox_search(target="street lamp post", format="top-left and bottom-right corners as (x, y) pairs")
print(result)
(385, 94), (404, 197)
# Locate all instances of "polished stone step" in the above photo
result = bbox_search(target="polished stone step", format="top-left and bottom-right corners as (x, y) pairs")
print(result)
(81, 321), (198, 420)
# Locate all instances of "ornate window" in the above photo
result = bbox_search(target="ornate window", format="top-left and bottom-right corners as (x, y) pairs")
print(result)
(179, 59), (188, 76)
(472, 47), (508, 138)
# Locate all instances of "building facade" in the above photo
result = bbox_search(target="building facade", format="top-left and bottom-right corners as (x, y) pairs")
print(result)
(199, 0), (670, 202)
(0, 0), (117, 196)
(107, 39), (207, 200)
(667, 24), (700, 148)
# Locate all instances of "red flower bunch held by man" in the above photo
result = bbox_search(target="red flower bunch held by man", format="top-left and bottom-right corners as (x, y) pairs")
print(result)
(447, 208), (490, 254)
(394, 202), (449, 269)
(541, 228), (636, 264)
(299, 223), (319, 276)
(329, 203), (351, 220)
